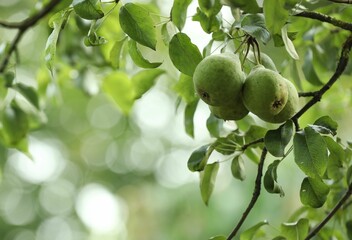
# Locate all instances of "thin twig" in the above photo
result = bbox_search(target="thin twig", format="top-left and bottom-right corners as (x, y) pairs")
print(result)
(298, 91), (319, 97)
(227, 148), (268, 240)
(305, 182), (352, 239)
(241, 138), (264, 151)
(292, 34), (352, 120)
(329, 0), (352, 3)
(295, 11), (352, 32)
(0, 0), (61, 72)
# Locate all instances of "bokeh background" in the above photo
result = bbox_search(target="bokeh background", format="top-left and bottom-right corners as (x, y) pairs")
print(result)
(1, 1), (352, 240)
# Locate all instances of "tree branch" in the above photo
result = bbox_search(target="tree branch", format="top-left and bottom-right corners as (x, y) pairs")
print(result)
(295, 11), (352, 32)
(329, 0), (352, 3)
(292, 34), (352, 121)
(241, 138), (264, 151)
(0, 0), (61, 73)
(298, 91), (319, 97)
(227, 148), (268, 240)
(305, 182), (352, 240)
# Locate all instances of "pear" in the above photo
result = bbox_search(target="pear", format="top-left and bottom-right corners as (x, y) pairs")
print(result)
(193, 53), (246, 107)
(242, 65), (288, 119)
(247, 51), (278, 72)
(260, 79), (299, 123)
(209, 96), (249, 120)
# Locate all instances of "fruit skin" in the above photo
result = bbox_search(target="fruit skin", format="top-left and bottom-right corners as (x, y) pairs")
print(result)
(242, 65), (288, 120)
(209, 98), (249, 120)
(193, 53), (246, 106)
(247, 52), (278, 72)
(260, 79), (299, 123)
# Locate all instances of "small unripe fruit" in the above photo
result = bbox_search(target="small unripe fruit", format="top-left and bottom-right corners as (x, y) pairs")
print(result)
(193, 53), (246, 107)
(242, 65), (288, 120)
(260, 79), (299, 123)
(209, 96), (249, 120)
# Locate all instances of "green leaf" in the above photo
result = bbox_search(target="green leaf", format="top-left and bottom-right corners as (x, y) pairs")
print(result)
(263, 0), (288, 35)
(241, 14), (271, 44)
(302, 48), (324, 86)
(192, 7), (221, 34)
(131, 69), (165, 99)
(119, 3), (157, 50)
(264, 160), (285, 196)
(1, 103), (29, 145)
(110, 37), (127, 69)
(244, 125), (267, 144)
(231, 155), (246, 181)
(170, 0), (192, 31)
(73, 0), (104, 20)
(313, 116), (338, 136)
(281, 218), (309, 240)
(264, 120), (294, 157)
(206, 113), (222, 138)
(221, 0), (261, 14)
(102, 72), (134, 115)
(198, 0), (222, 16)
(281, 25), (299, 60)
(12, 83), (40, 109)
(300, 177), (330, 208)
(161, 23), (172, 46)
(240, 220), (269, 240)
(200, 162), (219, 205)
(173, 74), (197, 104)
(185, 100), (199, 138)
(188, 144), (213, 172)
(293, 126), (328, 179)
(128, 40), (162, 68)
(84, 32), (107, 46)
(213, 132), (241, 155)
(209, 236), (227, 240)
(324, 137), (344, 180)
(169, 33), (203, 76)
(45, 10), (71, 74)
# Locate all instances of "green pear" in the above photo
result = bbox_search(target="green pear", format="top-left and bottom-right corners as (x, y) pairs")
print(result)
(260, 79), (299, 123)
(247, 51), (278, 72)
(242, 65), (288, 119)
(209, 96), (249, 120)
(193, 53), (245, 106)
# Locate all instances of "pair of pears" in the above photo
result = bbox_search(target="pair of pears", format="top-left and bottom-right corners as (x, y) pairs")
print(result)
(193, 52), (299, 123)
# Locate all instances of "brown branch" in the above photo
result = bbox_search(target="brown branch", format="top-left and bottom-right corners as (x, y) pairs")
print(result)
(292, 34), (352, 121)
(295, 11), (352, 32)
(241, 138), (264, 151)
(329, 0), (352, 3)
(227, 148), (268, 240)
(298, 91), (319, 97)
(0, 0), (61, 72)
(305, 182), (352, 240)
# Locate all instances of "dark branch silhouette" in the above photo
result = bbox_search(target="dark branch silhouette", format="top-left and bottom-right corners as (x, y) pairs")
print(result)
(227, 148), (268, 240)
(0, 0), (61, 72)
(305, 182), (352, 239)
(295, 11), (352, 31)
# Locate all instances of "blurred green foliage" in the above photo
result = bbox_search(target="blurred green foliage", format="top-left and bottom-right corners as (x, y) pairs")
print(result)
(0, 1), (352, 240)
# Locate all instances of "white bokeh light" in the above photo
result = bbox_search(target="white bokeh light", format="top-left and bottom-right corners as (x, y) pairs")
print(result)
(75, 184), (128, 234)
(9, 138), (66, 184)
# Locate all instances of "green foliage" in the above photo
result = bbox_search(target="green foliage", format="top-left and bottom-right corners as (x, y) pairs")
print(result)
(119, 3), (157, 50)
(73, 0), (104, 20)
(170, 0), (192, 31)
(264, 160), (285, 196)
(1, 1), (352, 239)
(169, 33), (203, 76)
(264, 120), (293, 157)
(200, 162), (219, 205)
(293, 127), (328, 179)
